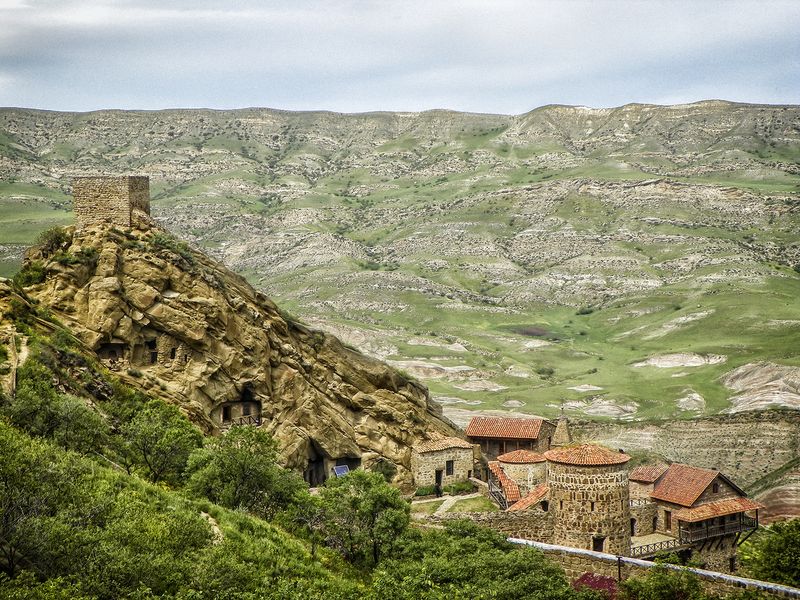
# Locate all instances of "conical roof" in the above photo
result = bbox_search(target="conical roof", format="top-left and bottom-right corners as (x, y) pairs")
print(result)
(550, 415), (573, 448)
(544, 444), (630, 466)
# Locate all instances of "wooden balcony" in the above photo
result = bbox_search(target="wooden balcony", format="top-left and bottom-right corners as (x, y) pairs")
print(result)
(678, 516), (757, 544)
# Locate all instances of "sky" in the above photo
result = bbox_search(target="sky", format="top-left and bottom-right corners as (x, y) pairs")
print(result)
(0, 0), (798, 114)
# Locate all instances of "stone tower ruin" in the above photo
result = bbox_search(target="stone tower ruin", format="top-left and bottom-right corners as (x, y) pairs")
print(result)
(544, 444), (631, 555)
(72, 175), (150, 229)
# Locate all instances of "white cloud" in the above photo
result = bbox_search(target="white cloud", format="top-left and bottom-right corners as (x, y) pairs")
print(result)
(0, 0), (798, 111)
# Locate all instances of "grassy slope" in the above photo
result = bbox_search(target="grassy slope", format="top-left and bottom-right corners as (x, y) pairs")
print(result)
(1, 104), (798, 419)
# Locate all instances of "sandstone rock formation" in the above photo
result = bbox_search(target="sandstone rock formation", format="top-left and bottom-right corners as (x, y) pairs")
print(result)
(19, 224), (457, 487)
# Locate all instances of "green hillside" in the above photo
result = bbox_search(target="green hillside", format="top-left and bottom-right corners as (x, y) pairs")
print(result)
(1, 101), (799, 420)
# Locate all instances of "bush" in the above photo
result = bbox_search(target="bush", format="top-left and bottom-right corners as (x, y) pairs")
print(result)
(576, 306), (595, 315)
(443, 480), (475, 495)
(415, 485), (437, 497)
(149, 232), (195, 264)
(35, 227), (70, 256)
(13, 261), (47, 287)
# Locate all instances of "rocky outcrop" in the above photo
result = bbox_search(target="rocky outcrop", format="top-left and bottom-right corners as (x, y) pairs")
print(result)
(20, 224), (457, 487)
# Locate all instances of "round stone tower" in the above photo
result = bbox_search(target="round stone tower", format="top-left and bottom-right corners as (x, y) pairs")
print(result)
(544, 444), (631, 555)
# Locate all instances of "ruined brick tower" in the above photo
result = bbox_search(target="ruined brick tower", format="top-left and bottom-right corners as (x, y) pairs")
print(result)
(544, 444), (631, 555)
(72, 176), (150, 229)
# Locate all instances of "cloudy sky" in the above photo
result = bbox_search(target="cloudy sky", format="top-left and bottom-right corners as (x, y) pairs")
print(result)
(1, 0), (798, 114)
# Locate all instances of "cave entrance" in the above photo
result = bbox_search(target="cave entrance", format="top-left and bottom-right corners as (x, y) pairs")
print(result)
(304, 439), (328, 488)
(98, 342), (126, 369)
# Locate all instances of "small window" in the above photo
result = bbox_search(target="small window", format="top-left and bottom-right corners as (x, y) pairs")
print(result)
(590, 501), (595, 512)
(592, 536), (605, 552)
(150, 351), (158, 364)
(540, 500), (549, 512)
(222, 406), (232, 422)
(467, 470), (472, 479)
(712, 482), (720, 494)
(445, 460), (454, 476)
(560, 500), (563, 510)
(170, 347), (177, 360)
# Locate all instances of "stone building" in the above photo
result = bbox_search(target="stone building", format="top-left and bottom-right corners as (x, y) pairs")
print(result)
(497, 449), (547, 496)
(629, 462), (763, 572)
(72, 175), (151, 229)
(544, 444), (632, 555)
(465, 416), (556, 460)
(412, 437), (475, 489)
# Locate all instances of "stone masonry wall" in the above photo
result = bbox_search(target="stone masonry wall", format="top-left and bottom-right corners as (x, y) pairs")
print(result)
(549, 462), (631, 555)
(630, 501), (658, 536)
(412, 447), (473, 488)
(510, 540), (800, 599)
(500, 460), (547, 495)
(73, 176), (150, 229)
(429, 508), (554, 542)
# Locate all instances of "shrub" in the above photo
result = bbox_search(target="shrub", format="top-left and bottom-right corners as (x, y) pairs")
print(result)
(149, 232), (195, 264)
(414, 485), (437, 497)
(13, 261), (46, 287)
(576, 306), (595, 315)
(443, 480), (475, 495)
(35, 226), (70, 256)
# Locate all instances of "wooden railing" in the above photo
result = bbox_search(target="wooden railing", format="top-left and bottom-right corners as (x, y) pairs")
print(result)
(678, 517), (757, 543)
(488, 478), (508, 510)
(629, 498), (651, 508)
(222, 415), (262, 429)
(630, 538), (684, 558)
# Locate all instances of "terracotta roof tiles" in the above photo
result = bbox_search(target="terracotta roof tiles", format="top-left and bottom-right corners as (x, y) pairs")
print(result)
(507, 484), (550, 512)
(497, 449), (546, 464)
(650, 463), (720, 507)
(673, 497), (764, 523)
(465, 417), (544, 440)
(488, 461), (522, 503)
(629, 463), (669, 483)
(544, 444), (630, 466)
(415, 436), (474, 453)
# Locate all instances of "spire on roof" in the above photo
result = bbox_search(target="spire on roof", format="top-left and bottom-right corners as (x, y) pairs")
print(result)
(551, 411), (572, 448)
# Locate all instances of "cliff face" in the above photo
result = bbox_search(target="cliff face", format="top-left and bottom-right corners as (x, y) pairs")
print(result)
(21, 223), (456, 486)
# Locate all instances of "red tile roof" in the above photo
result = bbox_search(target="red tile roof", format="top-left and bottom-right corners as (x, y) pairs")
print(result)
(673, 497), (764, 523)
(544, 444), (630, 466)
(650, 463), (720, 507)
(415, 436), (474, 453)
(465, 417), (544, 440)
(507, 484), (550, 512)
(497, 449), (546, 464)
(629, 463), (669, 483)
(488, 461), (521, 503)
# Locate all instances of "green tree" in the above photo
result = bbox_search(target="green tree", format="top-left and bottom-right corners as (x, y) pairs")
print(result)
(371, 521), (598, 600)
(620, 563), (708, 600)
(121, 400), (202, 484)
(740, 519), (800, 587)
(0, 422), (90, 577)
(186, 426), (305, 519)
(317, 470), (410, 566)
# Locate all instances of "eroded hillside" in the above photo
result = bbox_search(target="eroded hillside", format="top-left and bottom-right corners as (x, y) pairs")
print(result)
(1, 101), (799, 419)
